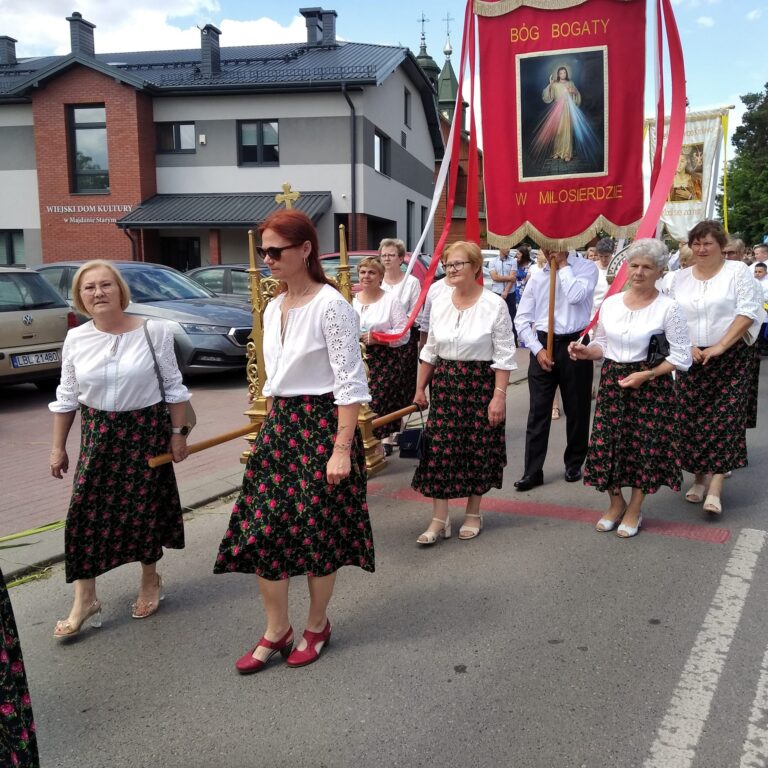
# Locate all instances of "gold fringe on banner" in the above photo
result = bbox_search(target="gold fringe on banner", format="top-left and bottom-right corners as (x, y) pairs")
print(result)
(644, 106), (734, 129)
(487, 215), (640, 251)
(474, 0), (588, 16)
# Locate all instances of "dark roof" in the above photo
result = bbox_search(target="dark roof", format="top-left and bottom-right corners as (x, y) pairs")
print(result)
(2, 41), (412, 95)
(116, 192), (332, 229)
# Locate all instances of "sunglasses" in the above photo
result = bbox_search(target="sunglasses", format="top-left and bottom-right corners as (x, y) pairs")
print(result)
(255, 243), (303, 260)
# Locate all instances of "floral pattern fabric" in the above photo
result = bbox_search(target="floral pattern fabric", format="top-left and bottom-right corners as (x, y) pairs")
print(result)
(366, 343), (415, 438)
(214, 394), (374, 580)
(0, 568), (38, 768)
(412, 359), (507, 499)
(675, 341), (752, 474)
(64, 403), (185, 583)
(583, 360), (682, 495)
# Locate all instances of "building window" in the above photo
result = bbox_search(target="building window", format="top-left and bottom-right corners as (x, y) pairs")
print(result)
(404, 88), (412, 127)
(421, 205), (429, 237)
(238, 120), (279, 166)
(70, 105), (109, 192)
(0, 231), (23, 265)
(374, 130), (390, 175)
(156, 122), (195, 153)
(406, 200), (415, 251)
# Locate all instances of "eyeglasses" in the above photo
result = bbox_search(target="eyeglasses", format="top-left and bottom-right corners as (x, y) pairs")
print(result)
(444, 260), (472, 271)
(255, 243), (303, 261)
(723, 250), (737, 256)
(80, 282), (116, 294)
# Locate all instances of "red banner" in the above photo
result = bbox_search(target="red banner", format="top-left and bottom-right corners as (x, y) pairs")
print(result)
(477, 0), (646, 249)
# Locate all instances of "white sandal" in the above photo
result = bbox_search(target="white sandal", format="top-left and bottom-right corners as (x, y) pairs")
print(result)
(458, 513), (483, 540)
(685, 483), (707, 503)
(417, 517), (451, 545)
(703, 494), (722, 514)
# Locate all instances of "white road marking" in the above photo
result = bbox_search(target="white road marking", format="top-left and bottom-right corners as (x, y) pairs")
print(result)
(740, 642), (768, 767)
(644, 528), (767, 768)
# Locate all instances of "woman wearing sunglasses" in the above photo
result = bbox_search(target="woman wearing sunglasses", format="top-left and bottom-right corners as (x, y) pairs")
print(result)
(411, 241), (517, 544)
(214, 209), (374, 672)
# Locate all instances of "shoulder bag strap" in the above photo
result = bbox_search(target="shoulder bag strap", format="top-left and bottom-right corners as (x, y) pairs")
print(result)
(142, 319), (167, 402)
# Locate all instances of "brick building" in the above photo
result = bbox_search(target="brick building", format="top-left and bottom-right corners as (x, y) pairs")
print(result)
(0, 8), (442, 268)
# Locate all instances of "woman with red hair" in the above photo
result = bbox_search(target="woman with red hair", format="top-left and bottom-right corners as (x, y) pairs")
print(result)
(214, 210), (374, 672)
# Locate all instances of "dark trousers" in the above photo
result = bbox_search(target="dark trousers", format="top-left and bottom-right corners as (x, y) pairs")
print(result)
(502, 293), (518, 346)
(523, 332), (593, 477)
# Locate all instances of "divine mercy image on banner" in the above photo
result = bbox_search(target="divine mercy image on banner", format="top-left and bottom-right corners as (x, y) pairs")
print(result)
(518, 47), (607, 181)
(477, 0), (646, 249)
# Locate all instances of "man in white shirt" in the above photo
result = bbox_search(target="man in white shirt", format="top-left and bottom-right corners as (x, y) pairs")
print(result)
(513, 250), (598, 490)
(755, 261), (768, 354)
(489, 247), (518, 345)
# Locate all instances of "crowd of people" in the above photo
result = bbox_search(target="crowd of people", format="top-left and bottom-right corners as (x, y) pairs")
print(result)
(2, 212), (764, 767)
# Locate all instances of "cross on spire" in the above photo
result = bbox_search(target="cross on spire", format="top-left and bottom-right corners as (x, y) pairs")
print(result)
(442, 11), (454, 38)
(417, 12), (429, 39)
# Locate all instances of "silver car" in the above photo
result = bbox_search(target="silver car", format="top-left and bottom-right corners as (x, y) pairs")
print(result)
(0, 266), (77, 389)
(37, 261), (253, 375)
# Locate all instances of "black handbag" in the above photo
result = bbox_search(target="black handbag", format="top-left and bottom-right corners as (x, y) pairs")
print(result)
(399, 406), (428, 460)
(646, 332), (670, 367)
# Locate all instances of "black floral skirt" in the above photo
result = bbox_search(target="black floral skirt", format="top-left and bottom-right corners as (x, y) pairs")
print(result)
(746, 344), (760, 429)
(412, 358), (506, 499)
(0, 569), (38, 768)
(675, 342), (751, 474)
(367, 344), (414, 438)
(396, 333), (420, 400)
(214, 394), (374, 580)
(64, 404), (185, 583)
(583, 360), (682, 495)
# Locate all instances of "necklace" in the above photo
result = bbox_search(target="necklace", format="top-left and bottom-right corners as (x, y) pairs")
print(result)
(280, 283), (314, 341)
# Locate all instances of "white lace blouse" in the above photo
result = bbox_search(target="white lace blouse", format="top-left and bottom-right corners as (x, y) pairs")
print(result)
(588, 293), (692, 371)
(49, 319), (190, 413)
(382, 273), (421, 317)
(263, 284), (370, 405)
(420, 289), (518, 370)
(669, 260), (764, 347)
(352, 291), (409, 347)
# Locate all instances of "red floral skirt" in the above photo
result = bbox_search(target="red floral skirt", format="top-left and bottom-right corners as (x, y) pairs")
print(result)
(214, 394), (374, 580)
(367, 343), (415, 438)
(583, 360), (682, 494)
(412, 358), (506, 499)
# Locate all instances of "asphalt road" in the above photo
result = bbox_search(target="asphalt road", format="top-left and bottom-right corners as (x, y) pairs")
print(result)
(6, 363), (768, 768)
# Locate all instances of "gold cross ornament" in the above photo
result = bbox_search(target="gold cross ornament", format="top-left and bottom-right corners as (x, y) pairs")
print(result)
(275, 182), (300, 209)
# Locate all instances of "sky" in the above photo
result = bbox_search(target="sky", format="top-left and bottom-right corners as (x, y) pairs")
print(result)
(2, 0), (766, 146)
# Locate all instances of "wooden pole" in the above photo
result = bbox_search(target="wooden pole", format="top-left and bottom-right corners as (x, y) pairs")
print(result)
(149, 424), (255, 468)
(371, 404), (418, 430)
(547, 253), (557, 359)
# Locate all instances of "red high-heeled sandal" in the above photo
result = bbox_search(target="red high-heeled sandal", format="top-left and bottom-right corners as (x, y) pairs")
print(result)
(286, 620), (332, 668)
(235, 626), (293, 675)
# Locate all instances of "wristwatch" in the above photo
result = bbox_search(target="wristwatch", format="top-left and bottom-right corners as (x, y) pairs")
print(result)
(171, 425), (190, 436)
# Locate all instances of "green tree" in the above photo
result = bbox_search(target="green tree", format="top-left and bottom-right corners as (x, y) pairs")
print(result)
(722, 83), (768, 244)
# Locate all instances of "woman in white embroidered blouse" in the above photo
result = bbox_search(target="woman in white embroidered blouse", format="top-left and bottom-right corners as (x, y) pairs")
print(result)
(214, 209), (373, 674)
(411, 241), (517, 544)
(379, 238), (422, 409)
(352, 256), (409, 448)
(48, 260), (190, 639)
(668, 219), (764, 516)
(569, 239), (692, 538)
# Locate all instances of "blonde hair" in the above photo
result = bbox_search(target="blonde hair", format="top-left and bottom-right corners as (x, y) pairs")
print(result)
(378, 238), (406, 259)
(71, 260), (131, 315)
(443, 241), (483, 278)
(357, 256), (385, 279)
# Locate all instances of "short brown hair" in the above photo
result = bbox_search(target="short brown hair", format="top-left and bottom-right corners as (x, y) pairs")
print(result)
(357, 256), (385, 279)
(71, 260), (131, 315)
(443, 241), (482, 278)
(688, 220), (727, 249)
